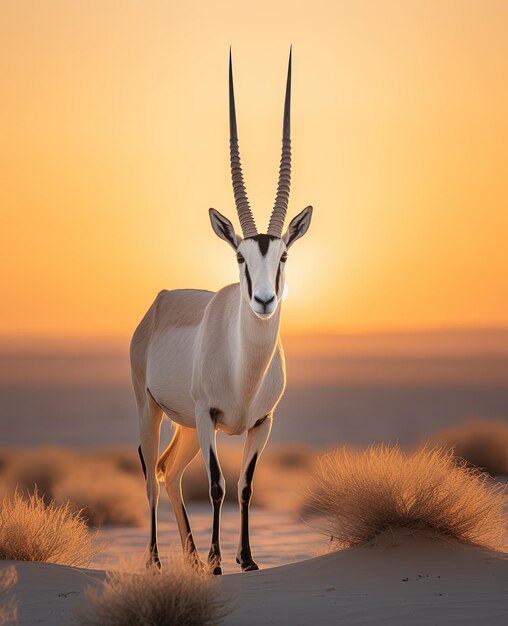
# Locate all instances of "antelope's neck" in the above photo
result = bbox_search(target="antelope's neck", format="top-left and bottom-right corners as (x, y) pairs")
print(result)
(235, 296), (281, 400)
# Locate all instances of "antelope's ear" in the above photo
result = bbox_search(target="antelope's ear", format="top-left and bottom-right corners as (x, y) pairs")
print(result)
(283, 206), (313, 248)
(209, 208), (241, 250)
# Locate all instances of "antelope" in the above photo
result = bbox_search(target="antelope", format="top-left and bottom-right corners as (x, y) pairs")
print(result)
(130, 48), (313, 575)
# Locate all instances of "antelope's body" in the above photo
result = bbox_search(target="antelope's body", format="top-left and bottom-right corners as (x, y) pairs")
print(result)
(131, 48), (313, 574)
(132, 285), (286, 438)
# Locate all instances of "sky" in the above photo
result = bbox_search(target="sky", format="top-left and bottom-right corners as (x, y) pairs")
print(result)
(1, 0), (507, 338)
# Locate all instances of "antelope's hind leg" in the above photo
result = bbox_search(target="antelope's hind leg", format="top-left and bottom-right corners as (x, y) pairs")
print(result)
(237, 414), (273, 571)
(159, 425), (205, 569)
(138, 393), (164, 569)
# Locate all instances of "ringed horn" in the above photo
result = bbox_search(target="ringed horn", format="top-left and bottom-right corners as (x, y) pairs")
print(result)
(229, 48), (258, 238)
(267, 46), (292, 237)
(229, 47), (293, 239)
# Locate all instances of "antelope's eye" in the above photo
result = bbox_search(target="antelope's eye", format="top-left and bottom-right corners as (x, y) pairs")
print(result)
(281, 252), (288, 263)
(236, 253), (245, 264)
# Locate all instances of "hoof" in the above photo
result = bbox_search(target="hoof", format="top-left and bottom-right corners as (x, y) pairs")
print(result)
(242, 562), (259, 572)
(212, 565), (223, 575)
(236, 557), (259, 572)
(146, 556), (162, 571)
(193, 559), (208, 573)
(186, 552), (207, 572)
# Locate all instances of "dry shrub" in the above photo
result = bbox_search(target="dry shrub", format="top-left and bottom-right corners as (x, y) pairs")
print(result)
(54, 460), (146, 527)
(429, 420), (508, 476)
(255, 444), (318, 511)
(0, 566), (17, 626)
(9, 447), (74, 504)
(264, 443), (316, 471)
(94, 447), (141, 475)
(305, 445), (508, 551)
(79, 559), (229, 626)
(0, 442), (319, 528)
(0, 490), (96, 566)
(0, 448), (146, 527)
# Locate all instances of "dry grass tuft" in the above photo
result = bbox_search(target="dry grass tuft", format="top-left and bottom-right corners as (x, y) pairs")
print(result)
(305, 445), (508, 551)
(8, 447), (74, 505)
(79, 559), (229, 626)
(0, 448), (146, 527)
(0, 443), (320, 526)
(0, 490), (97, 566)
(54, 462), (146, 527)
(429, 420), (508, 476)
(0, 566), (17, 626)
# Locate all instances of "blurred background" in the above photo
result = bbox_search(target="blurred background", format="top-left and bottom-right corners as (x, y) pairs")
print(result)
(1, 1), (508, 530)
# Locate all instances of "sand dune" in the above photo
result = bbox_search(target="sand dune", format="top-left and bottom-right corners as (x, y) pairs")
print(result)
(3, 532), (508, 625)
(0, 561), (104, 625)
(222, 532), (508, 625)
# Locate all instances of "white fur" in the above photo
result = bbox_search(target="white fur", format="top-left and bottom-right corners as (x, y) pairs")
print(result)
(130, 206), (312, 571)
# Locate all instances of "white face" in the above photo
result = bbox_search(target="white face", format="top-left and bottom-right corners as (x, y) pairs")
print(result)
(236, 235), (287, 318)
(209, 205), (313, 319)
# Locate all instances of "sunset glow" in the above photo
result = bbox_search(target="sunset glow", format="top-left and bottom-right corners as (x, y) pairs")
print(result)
(1, 1), (507, 338)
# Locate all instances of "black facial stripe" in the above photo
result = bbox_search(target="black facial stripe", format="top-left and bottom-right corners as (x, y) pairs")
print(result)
(275, 264), (282, 295)
(245, 263), (253, 299)
(245, 233), (278, 256)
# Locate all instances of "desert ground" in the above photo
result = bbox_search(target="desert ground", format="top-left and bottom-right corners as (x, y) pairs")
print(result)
(2, 444), (508, 625)
(3, 530), (508, 625)
(1, 333), (508, 624)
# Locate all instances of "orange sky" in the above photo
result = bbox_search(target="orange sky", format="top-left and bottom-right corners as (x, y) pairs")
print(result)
(1, 0), (507, 337)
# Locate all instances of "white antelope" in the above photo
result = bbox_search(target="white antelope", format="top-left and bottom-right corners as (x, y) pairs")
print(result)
(131, 48), (313, 574)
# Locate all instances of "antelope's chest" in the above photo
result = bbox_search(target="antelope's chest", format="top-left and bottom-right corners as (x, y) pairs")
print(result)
(203, 355), (286, 435)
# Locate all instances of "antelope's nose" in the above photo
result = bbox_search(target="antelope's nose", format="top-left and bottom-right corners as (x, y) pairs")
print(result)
(254, 294), (276, 311)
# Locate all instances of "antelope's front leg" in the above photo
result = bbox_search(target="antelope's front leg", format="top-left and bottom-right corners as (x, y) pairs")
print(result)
(237, 414), (273, 571)
(197, 407), (225, 575)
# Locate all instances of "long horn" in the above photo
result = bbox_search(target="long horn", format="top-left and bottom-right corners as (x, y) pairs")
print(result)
(229, 49), (257, 238)
(267, 46), (292, 237)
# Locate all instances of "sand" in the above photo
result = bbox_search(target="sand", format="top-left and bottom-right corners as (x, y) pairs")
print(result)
(0, 561), (104, 625)
(222, 532), (508, 625)
(2, 531), (508, 625)
(92, 503), (328, 572)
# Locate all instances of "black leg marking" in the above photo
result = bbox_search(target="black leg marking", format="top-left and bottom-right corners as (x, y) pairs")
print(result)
(237, 453), (259, 571)
(253, 415), (268, 429)
(149, 506), (161, 569)
(138, 445), (147, 479)
(181, 504), (198, 554)
(208, 447), (224, 575)
(209, 407), (220, 424)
